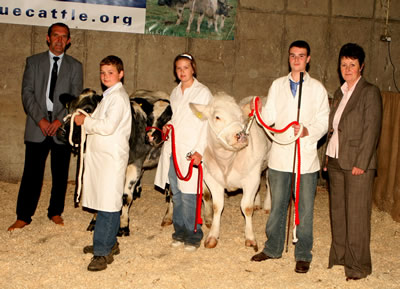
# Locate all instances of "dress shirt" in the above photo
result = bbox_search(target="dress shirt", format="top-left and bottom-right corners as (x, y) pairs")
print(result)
(326, 76), (362, 158)
(46, 52), (64, 112)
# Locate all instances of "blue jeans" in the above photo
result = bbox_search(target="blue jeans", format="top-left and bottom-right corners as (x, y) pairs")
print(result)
(169, 157), (203, 247)
(93, 210), (120, 256)
(263, 169), (318, 262)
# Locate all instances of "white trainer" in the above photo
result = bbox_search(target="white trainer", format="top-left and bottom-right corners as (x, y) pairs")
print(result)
(171, 240), (184, 248)
(184, 245), (197, 252)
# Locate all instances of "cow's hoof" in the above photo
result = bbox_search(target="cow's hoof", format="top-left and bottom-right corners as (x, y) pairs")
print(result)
(86, 222), (95, 232)
(161, 218), (172, 227)
(263, 209), (271, 214)
(245, 239), (258, 252)
(204, 237), (218, 248)
(117, 227), (130, 237)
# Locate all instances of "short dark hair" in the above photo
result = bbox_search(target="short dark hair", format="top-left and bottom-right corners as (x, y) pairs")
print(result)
(288, 40), (311, 71)
(289, 40), (311, 56)
(48, 22), (70, 39)
(338, 43), (365, 67)
(100, 55), (124, 73)
(173, 53), (197, 83)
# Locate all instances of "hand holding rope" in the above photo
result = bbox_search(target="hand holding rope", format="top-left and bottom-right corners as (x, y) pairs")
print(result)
(67, 109), (90, 204)
(149, 124), (203, 233)
(249, 96), (302, 227)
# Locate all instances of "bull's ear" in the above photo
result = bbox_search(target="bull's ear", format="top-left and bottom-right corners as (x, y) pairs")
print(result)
(189, 103), (208, 120)
(59, 93), (75, 108)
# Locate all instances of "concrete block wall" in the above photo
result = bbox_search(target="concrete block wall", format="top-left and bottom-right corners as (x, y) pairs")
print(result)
(1, 0), (399, 181)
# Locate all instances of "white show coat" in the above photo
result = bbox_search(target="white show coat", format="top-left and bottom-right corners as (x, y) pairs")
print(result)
(154, 78), (213, 194)
(81, 82), (132, 212)
(261, 72), (330, 174)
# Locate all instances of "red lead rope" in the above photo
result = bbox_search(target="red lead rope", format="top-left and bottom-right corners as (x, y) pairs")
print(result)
(251, 96), (301, 225)
(146, 125), (203, 232)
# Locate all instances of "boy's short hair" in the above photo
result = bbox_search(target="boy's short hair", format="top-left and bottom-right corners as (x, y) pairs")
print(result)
(289, 40), (311, 56)
(100, 55), (124, 73)
(288, 40), (311, 72)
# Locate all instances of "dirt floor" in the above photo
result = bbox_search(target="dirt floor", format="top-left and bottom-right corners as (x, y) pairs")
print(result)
(1, 171), (399, 289)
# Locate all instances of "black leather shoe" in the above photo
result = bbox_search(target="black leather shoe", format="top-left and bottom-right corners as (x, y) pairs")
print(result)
(83, 242), (120, 256)
(346, 277), (361, 281)
(295, 261), (310, 273)
(251, 252), (272, 262)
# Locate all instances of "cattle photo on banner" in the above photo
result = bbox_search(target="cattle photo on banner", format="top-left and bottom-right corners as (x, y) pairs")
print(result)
(145, 0), (237, 40)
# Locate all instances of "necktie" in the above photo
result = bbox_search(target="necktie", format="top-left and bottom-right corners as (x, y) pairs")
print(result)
(289, 79), (299, 97)
(49, 56), (59, 103)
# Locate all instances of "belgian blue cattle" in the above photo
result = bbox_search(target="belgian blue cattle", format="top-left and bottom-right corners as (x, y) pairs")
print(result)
(190, 92), (271, 250)
(119, 90), (172, 236)
(57, 89), (172, 235)
(158, 0), (231, 33)
(186, 0), (231, 34)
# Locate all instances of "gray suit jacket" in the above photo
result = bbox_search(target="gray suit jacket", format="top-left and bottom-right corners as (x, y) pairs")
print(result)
(22, 51), (83, 144)
(326, 77), (382, 170)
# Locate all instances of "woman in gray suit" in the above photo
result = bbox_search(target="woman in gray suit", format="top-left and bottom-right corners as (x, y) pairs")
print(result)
(324, 43), (382, 281)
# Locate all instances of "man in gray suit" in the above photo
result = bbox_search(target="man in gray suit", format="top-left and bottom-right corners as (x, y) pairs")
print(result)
(8, 22), (83, 231)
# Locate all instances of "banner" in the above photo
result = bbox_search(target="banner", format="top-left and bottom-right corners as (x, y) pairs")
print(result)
(0, 0), (146, 33)
(0, 0), (236, 40)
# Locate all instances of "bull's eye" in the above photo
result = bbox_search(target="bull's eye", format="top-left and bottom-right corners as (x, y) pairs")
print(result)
(215, 116), (220, 120)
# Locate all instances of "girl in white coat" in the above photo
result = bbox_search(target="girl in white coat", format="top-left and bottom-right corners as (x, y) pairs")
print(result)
(74, 56), (131, 271)
(155, 53), (212, 251)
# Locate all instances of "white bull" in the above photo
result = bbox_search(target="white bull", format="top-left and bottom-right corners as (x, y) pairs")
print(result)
(190, 92), (271, 250)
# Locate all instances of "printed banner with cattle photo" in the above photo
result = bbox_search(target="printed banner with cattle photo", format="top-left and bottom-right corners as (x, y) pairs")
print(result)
(0, 0), (236, 40)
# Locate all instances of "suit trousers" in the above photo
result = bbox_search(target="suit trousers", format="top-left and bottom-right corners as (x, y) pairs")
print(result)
(16, 138), (71, 223)
(327, 157), (374, 278)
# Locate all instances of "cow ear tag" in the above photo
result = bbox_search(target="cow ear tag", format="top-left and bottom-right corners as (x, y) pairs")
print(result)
(196, 112), (203, 119)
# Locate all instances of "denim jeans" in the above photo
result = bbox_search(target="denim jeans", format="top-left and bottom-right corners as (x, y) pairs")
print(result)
(169, 156), (203, 246)
(263, 169), (318, 262)
(93, 210), (120, 256)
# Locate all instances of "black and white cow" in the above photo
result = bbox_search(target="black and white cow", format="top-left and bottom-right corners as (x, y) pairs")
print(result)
(57, 89), (172, 235)
(119, 90), (172, 236)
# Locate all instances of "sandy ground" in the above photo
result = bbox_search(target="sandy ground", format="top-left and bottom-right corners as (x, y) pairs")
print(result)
(1, 171), (399, 289)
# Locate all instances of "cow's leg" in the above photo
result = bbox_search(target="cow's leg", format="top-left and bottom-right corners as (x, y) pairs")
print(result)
(186, 11), (195, 32)
(263, 169), (271, 213)
(204, 181), (224, 249)
(196, 13), (205, 33)
(202, 185), (213, 228)
(219, 15), (226, 30)
(119, 164), (139, 236)
(254, 191), (262, 211)
(86, 213), (97, 231)
(161, 186), (173, 227)
(176, 6), (184, 25)
(241, 176), (261, 251)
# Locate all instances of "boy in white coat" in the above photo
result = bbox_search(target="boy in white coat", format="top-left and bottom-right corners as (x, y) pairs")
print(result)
(74, 55), (131, 271)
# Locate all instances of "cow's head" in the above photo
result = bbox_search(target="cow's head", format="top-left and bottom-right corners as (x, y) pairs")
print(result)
(190, 92), (248, 151)
(217, 0), (233, 17)
(56, 88), (102, 150)
(131, 90), (172, 148)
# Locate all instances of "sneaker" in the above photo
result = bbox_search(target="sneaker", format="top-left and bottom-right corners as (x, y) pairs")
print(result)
(171, 240), (184, 248)
(83, 242), (120, 255)
(87, 255), (114, 272)
(184, 245), (198, 252)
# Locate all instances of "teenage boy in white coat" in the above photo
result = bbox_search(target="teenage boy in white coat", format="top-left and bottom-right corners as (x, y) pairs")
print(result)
(251, 41), (329, 274)
(74, 55), (131, 271)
